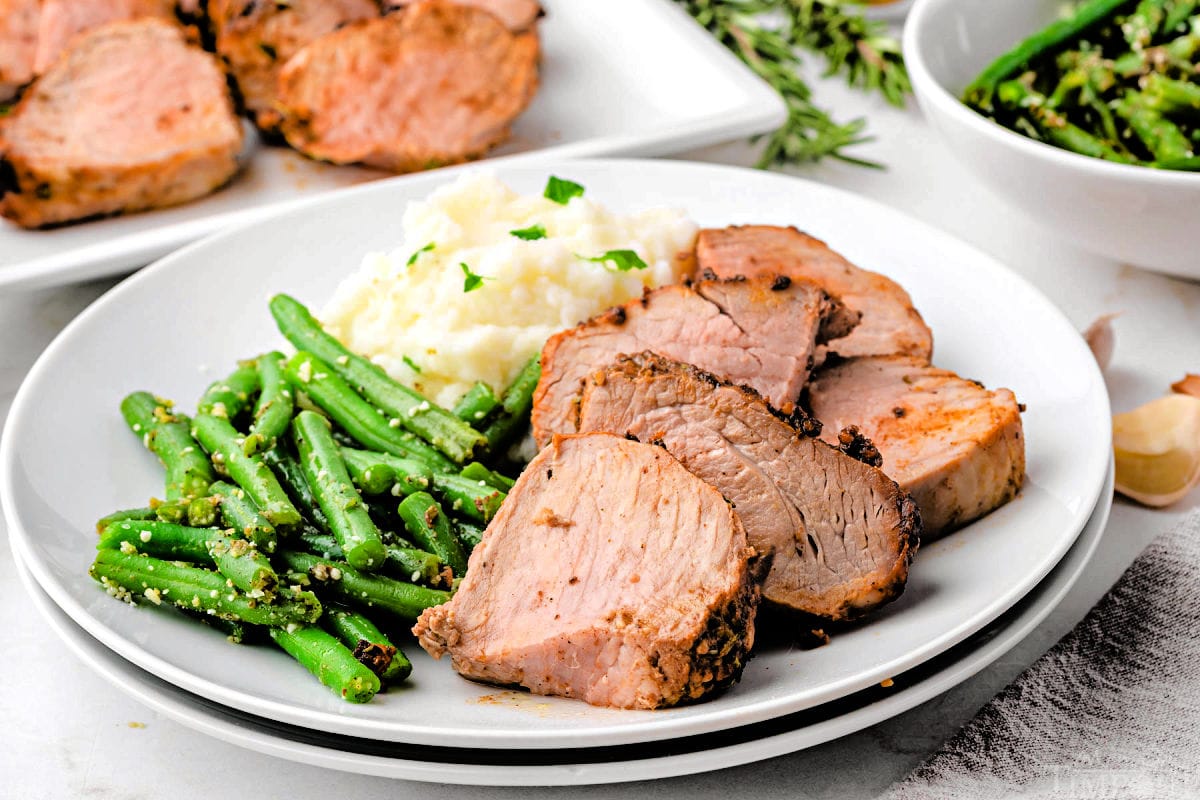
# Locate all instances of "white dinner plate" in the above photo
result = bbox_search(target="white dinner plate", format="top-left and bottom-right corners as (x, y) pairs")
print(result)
(9, 465), (1113, 785)
(0, 0), (785, 292)
(0, 159), (1112, 750)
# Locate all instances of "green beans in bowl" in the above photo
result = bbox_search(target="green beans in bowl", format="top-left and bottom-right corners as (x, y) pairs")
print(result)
(905, 0), (1200, 279)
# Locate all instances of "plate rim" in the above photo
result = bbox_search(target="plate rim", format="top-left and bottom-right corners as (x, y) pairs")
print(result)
(0, 157), (1113, 749)
(9, 466), (1114, 786)
(0, 0), (787, 293)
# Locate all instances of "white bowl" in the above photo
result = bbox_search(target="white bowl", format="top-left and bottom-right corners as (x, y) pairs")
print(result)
(904, 0), (1200, 280)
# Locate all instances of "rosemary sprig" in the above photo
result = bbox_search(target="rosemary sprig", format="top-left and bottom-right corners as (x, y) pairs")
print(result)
(678, 0), (911, 168)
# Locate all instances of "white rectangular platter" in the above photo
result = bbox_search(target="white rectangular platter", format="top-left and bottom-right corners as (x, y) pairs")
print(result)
(0, 0), (785, 291)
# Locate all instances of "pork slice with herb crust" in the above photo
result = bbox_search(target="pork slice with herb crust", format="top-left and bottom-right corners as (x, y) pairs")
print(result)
(413, 432), (761, 710)
(696, 225), (934, 362)
(578, 353), (918, 622)
(276, 0), (539, 172)
(33, 0), (177, 75)
(0, 19), (243, 228)
(381, 0), (542, 31)
(0, 0), (39, 102)
(208, 0), (380, 134)
(531, 275), (856, 446)
(806, 355), (1025, 538)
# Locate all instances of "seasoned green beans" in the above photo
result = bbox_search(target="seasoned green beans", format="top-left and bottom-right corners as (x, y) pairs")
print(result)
(121, 392), (214, 501)
(291, 411), (388, 572)
(270, 294), (487, 463)
(95, 294), (542, 702)
(963, 1), (1199, 169)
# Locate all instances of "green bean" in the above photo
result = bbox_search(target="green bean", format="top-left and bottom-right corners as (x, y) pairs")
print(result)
(263, 448), (333, 535)
(397, 492), (468, 577)
(455, 520), (485, 553)
(1124, 0), (1195, 49)
(963, 0), (1130, 109)
(191, 413), (301, 528)
(283, 352), (455, 471)
(996, 79), (1133, 163)
(340, 447), (434, 497)
(268, 626), (380, 703)
(90, 549), (320, 626)
(278, 551), (451, 621)
(295, 531), (445, 587)
(321, 606), (412, 683)
(1140, 73), (1200, 114)
(430, 473), (505, 524)
(96, 507), (156, 533)
(1156, 155), (1200, 169)
(270, 294), (486, 463)
(97, 519), (279, 600)
(296, 530), (345, 559)
(291, 411), (387, 571)
(245, 351), (293, 454)
(459, 462), (515, 492)
(186, 495), (221, 528)
(197, 363), (260, 422)
(452, 382), (499, 424)
(1115, 95), (1195, 161)
(481, 356), (540, 454)
(97, 520), (212, 561)
(1163, 0), (1199, 32)
(208, 480), (277, 554)
(207, 537), (279, 601)
(121, 392), (214, 501)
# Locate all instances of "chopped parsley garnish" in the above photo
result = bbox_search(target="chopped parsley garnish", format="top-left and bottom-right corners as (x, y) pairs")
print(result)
(582, 249), (648, 272)
(544, 176), (584, 205)
(406, 242), (435, 267)
(509, 224), (547, 241)
(402, 355), (422, 373)
(461, 262), (490, 293)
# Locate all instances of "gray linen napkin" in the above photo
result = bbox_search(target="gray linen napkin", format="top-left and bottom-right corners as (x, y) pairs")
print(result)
(881, 509), (1200, 800)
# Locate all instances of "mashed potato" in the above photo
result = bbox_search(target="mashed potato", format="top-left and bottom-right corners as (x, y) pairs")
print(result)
(321, 173), (697, 408)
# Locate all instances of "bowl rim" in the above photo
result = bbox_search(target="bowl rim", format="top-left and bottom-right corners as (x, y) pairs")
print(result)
(904, 0), (1200, 186)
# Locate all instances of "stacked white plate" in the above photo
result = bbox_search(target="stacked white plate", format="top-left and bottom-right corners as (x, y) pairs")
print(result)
(1, 160), (1113, 785)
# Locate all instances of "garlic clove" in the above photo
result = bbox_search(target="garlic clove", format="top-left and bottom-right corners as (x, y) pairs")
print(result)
(1083, 313), (1118, 371)
(1171, 373), (1200, 399)
(1113, 394), (1200, 507)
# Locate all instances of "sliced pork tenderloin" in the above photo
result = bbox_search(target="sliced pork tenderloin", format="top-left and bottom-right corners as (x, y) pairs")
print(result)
(577, 353), (918, 622)
(414, 433), (761, 710)
(532, 276), (856, 446)
(0, 0), (39, 102)
(381, 0), (542, 30)
(0, 19), (243, 228)
(805, 355), (1025, 538)
(208, 0), (379, 133)
(33, 0), (177, 75)
(695, 225), (933, 361)
(275, 1), (539, 172)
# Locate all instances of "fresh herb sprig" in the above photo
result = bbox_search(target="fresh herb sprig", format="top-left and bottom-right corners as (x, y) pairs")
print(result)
(678, 0), (911, 168)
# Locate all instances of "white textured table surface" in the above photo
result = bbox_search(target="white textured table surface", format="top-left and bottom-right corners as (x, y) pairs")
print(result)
(2, 68), (1198, 799)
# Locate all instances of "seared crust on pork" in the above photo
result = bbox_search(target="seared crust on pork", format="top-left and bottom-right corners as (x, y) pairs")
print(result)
(0, 18), (243, 228)
(414, 433), (761, 709)
(696, 225), (934, 362)
(208, 0), (379, 133)
(578, 353), (918, 622)
(382, 0), (543, 31)
(532, 276), (856, 446)
(276, 1), (540, 172)
(806, 356), (1025, 538)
